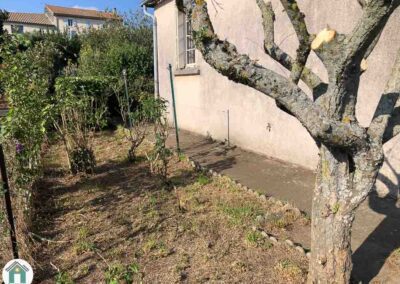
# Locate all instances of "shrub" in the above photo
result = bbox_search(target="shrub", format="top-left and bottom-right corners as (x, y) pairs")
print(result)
(145, 98), (172, 182)
(0, 35), (60, 262)
(78, 11), (154, 118)
(54, 76), (112, 174)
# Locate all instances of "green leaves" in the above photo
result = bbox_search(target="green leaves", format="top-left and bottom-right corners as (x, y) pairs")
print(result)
(0, 40), (59, 190)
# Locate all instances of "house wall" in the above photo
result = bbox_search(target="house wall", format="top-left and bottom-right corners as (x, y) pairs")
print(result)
(156, 0), (400, 198)
(56, 16), (106, 33)
(4, 23), (55, 33)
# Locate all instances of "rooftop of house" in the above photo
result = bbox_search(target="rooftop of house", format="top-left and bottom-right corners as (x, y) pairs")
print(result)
(45, 4), (118, 20)
(6, 12), (54, 26)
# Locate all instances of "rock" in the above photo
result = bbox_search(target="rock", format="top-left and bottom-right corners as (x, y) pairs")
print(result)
(256, 215), (265, 223)
(261, 231), (269, 238)
(251, 226), (257, 231)
(295, 246), (305, 254)
(306, 252), (311, 259)
(285, 239), (294, 246)
(259, 195), (267, 201)
(269, 236), (278, 243)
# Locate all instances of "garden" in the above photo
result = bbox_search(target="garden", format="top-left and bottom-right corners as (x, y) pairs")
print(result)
(0, 8), (312, 283)
(1, 2), (400, 283)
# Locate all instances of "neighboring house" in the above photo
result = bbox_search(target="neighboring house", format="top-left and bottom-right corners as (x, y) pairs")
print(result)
(143, 0), (400, 198)
(4, 4), (118, 35)
(4, 12), (56, 34)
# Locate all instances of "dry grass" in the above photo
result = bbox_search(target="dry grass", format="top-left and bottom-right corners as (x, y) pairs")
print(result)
(30, 130), (309, 283)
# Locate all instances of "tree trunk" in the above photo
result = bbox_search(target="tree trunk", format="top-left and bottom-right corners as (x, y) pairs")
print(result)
(308, 146), (355, 284)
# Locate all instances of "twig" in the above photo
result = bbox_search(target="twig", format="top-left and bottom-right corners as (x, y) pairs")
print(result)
(29, 232), (72, 243)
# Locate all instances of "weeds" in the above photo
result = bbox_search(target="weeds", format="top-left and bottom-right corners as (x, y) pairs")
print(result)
(197, 173), (211, 186)
(245, 230), (273, 249)
(74, 227), (96, 255)
(104, 262), (142, 284)
(55, 271), (73, 284)
(218, 202), (262, 226)
(274, 259), (305, 281)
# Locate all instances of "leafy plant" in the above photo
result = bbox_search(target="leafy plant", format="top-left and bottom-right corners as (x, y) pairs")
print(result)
(0, 38), (59, 200)
(55, 271), (74, 284)
(116, 87), (161, 162)
(104, 262), (142, 284)
(53, 76), (112, 174)
(145, 98), (172, 183)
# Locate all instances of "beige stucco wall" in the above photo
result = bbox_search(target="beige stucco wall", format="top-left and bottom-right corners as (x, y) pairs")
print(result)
(56, 16), (106, 33)
(155, 0), (400, 198)
(4, 23), (55, 34)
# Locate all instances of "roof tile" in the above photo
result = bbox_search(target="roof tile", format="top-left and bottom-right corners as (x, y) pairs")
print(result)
(45, 4), (118, 20)
(6, 13), (53, 26)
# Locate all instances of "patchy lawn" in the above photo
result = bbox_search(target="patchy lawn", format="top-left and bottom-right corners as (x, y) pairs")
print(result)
(31, 130), (310, 283)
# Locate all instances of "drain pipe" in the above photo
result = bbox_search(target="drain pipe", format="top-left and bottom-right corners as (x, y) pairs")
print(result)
(143, 5), (160, 98)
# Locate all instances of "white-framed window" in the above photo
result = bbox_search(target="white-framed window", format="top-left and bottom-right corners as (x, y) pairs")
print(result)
(177, 11), (196, 68)
(11, 24), (23, 34)
(86, 20), (92, 29)
(186, 17), (195, 65)
(67, 19), (74, 27)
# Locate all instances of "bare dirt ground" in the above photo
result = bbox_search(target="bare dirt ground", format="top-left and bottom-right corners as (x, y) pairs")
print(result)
(30, 130), (311, 283)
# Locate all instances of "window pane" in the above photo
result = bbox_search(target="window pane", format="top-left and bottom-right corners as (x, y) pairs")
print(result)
(11, 25), (23, 34)
(186, 20), (192, 35)
(187, 37), (194, 49)
(187, 50), (195, 64)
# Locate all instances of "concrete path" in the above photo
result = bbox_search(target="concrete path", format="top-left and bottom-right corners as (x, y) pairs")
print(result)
(167, 129), (400, 283)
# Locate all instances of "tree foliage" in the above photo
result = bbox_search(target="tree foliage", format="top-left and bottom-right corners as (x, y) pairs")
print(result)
(78, 11), (154, 114)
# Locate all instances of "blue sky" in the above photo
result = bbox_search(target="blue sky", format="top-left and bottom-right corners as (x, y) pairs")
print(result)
(0, 0), (145, 13)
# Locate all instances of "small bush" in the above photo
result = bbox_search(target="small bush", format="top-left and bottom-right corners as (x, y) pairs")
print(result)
(54, 76), (112, 174)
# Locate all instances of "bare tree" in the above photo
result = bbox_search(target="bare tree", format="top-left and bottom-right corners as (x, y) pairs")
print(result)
(179, 0), (400, 282)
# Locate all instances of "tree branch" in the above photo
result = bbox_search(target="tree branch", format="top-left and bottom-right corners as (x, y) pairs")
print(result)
(369, 49), (400, 144)
(313, 0), (399, 120)
(182, 0), (368, 150)
(255, 0), (327, 100)
(279, 0), (312, 84)
(357, 0), (366, 8)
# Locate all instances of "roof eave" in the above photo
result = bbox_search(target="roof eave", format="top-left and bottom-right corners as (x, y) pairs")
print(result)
(141, 0), (159, 8)
(5, 21), (55, 27)
(49, 13), (117, 21)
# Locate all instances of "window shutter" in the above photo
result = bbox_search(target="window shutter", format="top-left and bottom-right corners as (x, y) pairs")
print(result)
(177, 12), (186, 69)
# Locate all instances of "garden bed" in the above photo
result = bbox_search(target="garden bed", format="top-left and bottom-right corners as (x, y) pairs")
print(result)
(30, 130), (310, 283)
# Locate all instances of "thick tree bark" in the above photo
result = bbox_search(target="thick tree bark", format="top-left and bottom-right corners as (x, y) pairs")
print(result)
(309, 146), (354, 283)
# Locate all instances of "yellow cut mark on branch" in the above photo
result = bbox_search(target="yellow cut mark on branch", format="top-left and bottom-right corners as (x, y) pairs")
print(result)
(311, 28), (337, 50)
(361, 59), (368, 71)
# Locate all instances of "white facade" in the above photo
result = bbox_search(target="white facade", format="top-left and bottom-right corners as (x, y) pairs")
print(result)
(3, 23), (55, 34)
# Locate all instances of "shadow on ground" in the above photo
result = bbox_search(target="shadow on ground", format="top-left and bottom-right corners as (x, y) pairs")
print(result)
(32, 155), (199, 282)
(352, 192), (400, 282)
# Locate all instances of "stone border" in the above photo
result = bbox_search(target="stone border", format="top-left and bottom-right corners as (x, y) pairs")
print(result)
(185, 155), (311, 259)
